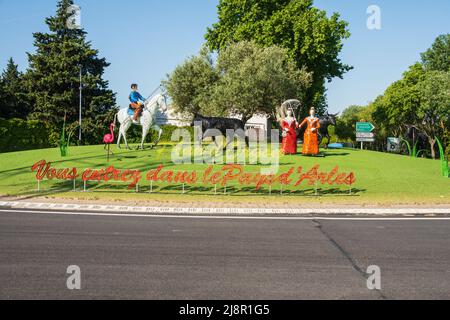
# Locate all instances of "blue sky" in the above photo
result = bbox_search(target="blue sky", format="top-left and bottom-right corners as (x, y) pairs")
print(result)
(0, 0), (449, 113)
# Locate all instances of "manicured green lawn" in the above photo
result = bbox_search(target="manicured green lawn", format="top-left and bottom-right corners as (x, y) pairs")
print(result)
(0, 144), (448, 206)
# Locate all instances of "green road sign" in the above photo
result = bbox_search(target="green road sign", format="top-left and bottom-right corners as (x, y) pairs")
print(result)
(356, 122), (375, 133)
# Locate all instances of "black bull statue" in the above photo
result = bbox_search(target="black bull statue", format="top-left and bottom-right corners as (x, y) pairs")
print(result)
(191, 112), (339, 148)
(191, 114), (249, 148)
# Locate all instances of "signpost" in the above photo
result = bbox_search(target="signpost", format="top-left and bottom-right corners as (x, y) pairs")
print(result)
(356, 122), (375, 149)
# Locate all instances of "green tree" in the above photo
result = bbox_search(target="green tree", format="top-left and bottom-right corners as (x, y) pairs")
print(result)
(0, 58), (29, 119)
(205, 0), (352, 115)
(212, 41), (311, 123)
(335, 105), (366, 141)
(370, 95), (393, 147)
(24, 0), (117, 145)
(0, 78), (4, 118)
(416, 71), (450, 159)
(372, 63), (426, 138)
(163, 42), (312, 124)
(418, 34), (450, 158)
(163, 47), (220, 118)
(421, 34), (450, 72)
(370, 65), (449, 158)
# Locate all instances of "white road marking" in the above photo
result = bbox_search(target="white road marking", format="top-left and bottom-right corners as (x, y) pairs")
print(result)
(1, 201), (449, 216)
(1, 209), (450, 221)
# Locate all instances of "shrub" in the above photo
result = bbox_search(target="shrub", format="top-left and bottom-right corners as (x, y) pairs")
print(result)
(0, 118), (52, 153)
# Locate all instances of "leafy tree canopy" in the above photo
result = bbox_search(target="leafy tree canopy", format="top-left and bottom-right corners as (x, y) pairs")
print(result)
(421, 34), (450, 72)
(334, 105), (366, 141)
(375, 63), (426, 134)
(213, 41), (312, 123)
(162, 47), (220, 118)
(164, 41), (312, 123)
(205, 0), (352, 114)
(415, 70), (450, 159)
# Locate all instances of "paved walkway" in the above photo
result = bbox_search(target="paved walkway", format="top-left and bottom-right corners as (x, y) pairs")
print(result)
(1, 201), (449, 216)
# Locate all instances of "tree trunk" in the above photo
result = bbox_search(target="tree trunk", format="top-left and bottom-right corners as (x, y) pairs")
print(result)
(429, 137), (437, 160)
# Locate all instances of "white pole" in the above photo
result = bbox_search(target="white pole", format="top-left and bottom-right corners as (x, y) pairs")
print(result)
(79, 66), (82, 141)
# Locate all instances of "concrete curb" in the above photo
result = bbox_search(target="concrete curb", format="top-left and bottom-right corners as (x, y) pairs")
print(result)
(0, 201), (449, 216)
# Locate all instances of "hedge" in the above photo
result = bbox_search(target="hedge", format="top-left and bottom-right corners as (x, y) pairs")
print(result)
(0, 118), (52, 153)
(0, 121), (195, 153)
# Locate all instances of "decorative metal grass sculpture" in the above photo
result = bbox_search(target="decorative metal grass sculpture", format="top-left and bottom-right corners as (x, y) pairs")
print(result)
(60, 112), (76, 157)
(401, 138), (428, 158)
(436, 138), (449, 178)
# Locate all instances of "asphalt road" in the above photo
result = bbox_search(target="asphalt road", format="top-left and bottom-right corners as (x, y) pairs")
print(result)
(0, 210), (449, 300)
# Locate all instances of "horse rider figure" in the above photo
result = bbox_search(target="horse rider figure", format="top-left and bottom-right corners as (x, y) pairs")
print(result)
(129, 83), (146, 123)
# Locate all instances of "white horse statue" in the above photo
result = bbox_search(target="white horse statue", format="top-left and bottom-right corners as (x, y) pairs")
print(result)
(115, 93), (168, 150)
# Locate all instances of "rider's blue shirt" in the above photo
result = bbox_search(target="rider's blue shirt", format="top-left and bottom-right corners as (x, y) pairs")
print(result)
(129, 91), (145, 104)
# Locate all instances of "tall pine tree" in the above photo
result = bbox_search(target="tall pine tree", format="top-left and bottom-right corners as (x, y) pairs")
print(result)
(0, 77), (3, 118)
(0, 63), (6, 119)
(25, 0), (117, 145)
(0, 58), (29, 119)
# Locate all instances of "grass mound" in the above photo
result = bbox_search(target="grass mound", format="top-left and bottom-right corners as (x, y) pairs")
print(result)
(0, 144), (448, 206)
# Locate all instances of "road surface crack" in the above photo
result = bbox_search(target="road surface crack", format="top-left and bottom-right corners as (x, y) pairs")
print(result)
(312, 219), (388, 300)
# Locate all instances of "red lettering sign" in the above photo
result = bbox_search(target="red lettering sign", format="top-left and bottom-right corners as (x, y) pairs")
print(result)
(31, 160), (78, 181)
(31, 160), (356, 191)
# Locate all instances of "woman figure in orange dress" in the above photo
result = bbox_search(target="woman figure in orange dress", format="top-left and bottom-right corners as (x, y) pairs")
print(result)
(299, 107), (321, 156)
(281, 109), (299, 155)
